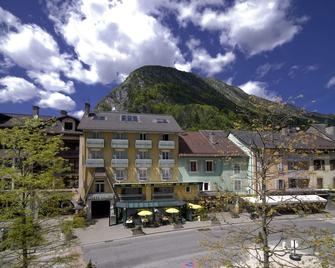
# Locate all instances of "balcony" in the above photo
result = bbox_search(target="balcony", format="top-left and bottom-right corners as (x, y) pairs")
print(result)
(159, 159), (175, 168)
(111, 159), (129, 168)
(86, 138), (104, 148)
(135, 159), (152, 168)
(135, 140), (152, 149)
(158, 141), (175, 149)
(86, 159), (104, 167)
(111, 139), (128, 149)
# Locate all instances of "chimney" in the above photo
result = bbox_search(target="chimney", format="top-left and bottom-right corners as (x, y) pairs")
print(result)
(84, 102), (90, 116)
(32, 106), (39, 118)
(60, 110), (67, 116)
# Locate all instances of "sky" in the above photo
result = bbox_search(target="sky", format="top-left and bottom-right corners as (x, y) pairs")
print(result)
(0, 0), (335, 118)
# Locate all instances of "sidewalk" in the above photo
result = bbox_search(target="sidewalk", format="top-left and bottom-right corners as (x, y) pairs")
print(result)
(75, 211), (335, 246)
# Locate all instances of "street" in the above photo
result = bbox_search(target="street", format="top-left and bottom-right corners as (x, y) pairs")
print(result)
(82, 218), (335, 268)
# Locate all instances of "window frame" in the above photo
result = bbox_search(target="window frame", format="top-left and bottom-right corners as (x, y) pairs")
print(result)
(234, 180), (242, 192)
(189, 160), (198, 173)
(205, 160), (214, 173)
(94, 179), (105, 193)
(234, 164), (241, 174)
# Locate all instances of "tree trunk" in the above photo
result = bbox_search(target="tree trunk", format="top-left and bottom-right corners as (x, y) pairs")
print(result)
(21, 193), (28, 268)
(261, 174), (270, 268)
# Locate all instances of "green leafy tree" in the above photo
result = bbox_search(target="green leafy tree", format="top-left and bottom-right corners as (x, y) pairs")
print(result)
(0, 118), (78, 268)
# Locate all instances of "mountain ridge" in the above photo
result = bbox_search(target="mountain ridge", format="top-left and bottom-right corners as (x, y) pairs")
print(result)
(95, 65), (335, 130)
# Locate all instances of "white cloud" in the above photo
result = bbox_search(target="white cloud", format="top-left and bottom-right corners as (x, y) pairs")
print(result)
(186, 38), (235, 75)
(239, 80), (281, 101)
(256, 62), (284, 78)
(70, 110), (84, 119)
(172, 0), (305, 56)
(47, 0), (188, 84)
(0, 76), (38, 103)
(28, 71), (75, 94)
(38, 92), (76, 110)
(326, 75), (335, 89)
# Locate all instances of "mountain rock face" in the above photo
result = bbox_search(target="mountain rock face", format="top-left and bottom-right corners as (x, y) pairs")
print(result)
(95, 65), (335, 130)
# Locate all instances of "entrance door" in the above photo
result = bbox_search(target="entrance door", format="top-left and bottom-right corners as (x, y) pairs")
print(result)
(91, 201), (110, 218)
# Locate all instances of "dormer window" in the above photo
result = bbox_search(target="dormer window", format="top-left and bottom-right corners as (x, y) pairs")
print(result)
(64, 122), (73, 131)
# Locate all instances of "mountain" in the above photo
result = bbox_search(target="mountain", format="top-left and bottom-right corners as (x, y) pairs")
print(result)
(95, 65), (335, 130)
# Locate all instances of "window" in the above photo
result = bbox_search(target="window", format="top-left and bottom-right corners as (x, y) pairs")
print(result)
(113, 133), (127, 139)
(234, 180), (242, 192)
(88, 132), (103, 139)
(64, 122), (73, 131)
(199, 182), (209, 191)
(317, 178), (323, 189)
(138, 168), (148, 181)
(162, 134), (169, 141)
(314, 160), (325, 171)
(121, 115), (138, 122)
(160, 151), (171, 160)
(88, 149), (103, 159)
(189, 160), (197, 172)
(330, 160), (335, 171)
(288, 178), (309, 189)
(333, 177), (335, 188)
(161, 168), (171, 180)
(137, 150), (150, 159)
(94, 180), (105, 193)
(139, 133), (148, 140)
(185, 186), (191, 193)
(115, 169), (126, 181)
(113, 150), (127, 159)
(277, 179), (285, 190)
(234, 164), (241, 174)
(93, 115), (106, 120)
(206, 160), (213, 172)
(277, 163), (284, 173)
(288, 161), (309, 170)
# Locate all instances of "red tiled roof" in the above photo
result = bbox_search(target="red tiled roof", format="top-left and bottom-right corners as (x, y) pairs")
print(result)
(200, 130), (246, 156)
(179, 131), (246, 157)
(179, 132), (217, 155)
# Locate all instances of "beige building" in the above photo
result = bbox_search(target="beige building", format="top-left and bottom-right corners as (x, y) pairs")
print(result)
(229, 129), (335, 193)
(78, 105), (198, 222)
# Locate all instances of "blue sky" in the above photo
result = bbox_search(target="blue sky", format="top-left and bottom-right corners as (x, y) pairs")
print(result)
(0, 0), (334, 117)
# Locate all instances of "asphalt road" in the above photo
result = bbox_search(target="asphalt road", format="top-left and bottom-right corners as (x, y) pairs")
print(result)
(82, 218), (335, 268)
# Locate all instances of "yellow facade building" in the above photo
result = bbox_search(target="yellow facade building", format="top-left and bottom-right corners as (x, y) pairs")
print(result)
(78, 105), (198, 222)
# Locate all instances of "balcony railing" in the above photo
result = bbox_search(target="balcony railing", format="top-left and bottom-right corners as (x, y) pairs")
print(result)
(135, 159), (152, 168)
(158, 140), (175, 149)
(111, 159), (129, 168)
(111, 139), (128, 149)
(135, 140), (152, 149)
(86, 138), (104, 148)
(86, 159), (104, 167)
(159, 159), (175, 168)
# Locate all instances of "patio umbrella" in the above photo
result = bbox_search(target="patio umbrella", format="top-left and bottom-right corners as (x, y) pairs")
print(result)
(189, 203), (203, 210)
(165, 208), (179, 214)
(138, 210), (153, 216)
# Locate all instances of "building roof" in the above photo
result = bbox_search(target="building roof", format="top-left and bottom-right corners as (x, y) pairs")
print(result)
(230, 130), (335, 150)
(200, 130), (246, 156)
(0, 112), (81, 135)
(179, 132), (218, 156)
(308, 124), (335, 141)
(179, 131), (246, 157)
(78, 112), (183, 133)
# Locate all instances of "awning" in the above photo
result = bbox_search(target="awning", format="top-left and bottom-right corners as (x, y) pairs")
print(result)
(88, 193), (114, 201)
(116, 200), (186, 209)
(242, 195), (327, 205)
